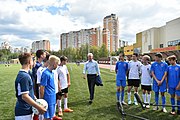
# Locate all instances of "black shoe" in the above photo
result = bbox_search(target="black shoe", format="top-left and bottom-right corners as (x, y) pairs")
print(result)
(89, 100), (93, 104)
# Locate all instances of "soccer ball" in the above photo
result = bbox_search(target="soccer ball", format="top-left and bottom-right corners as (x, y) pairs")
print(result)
(32, 99), (48, 115)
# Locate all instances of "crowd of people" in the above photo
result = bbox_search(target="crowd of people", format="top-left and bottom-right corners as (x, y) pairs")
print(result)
(14, 50), (74, 120)
(115, 52), (180, 115)
(14, 49), (180, 120)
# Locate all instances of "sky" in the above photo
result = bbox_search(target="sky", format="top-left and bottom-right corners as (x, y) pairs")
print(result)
(0, 0), (180, 51)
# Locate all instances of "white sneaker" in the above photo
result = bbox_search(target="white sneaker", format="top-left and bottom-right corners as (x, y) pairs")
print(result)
(128, 100), (132, 105)
(162, 108), (167, 113)
(146, 105), (150, 109)
(121, 101), (128, 105)
(134, 101), (138, 105)
(153, 106), (159, 111)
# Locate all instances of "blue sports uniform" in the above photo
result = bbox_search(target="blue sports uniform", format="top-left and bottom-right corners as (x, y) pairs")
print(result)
(15, 70), (34, 116)
(151, 61), (168, 107)
(168, 64), (180, 96)
(151, 61), (168, 92)
(167, 64), (180, 111)
(40, 69), (56, 119)
(115, 61), (128, 87)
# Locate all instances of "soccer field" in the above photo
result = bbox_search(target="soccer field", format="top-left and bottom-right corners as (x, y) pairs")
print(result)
(0, 64), (180, 120)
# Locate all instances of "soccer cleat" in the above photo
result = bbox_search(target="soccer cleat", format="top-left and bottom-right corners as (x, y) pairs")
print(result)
(52, 116), (62, 120)
(128, 100), (132, 105)
(89, 100), (93, 104)
(121, 101), (128, 106)
(153, 106), (159, 111)
(170, 111), (176, 115)
(64, 108), (73, 112)
(58, 111), (63, 117)
(146, 105), (150, 109)
(177, 110), (180, 115)
(162, 108), (167, 113)
(134, 101), (138, 106)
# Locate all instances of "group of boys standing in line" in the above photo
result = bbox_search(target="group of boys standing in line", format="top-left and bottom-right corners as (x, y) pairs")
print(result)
(15, 50), (73, 120)
(115, 52), (180, 115)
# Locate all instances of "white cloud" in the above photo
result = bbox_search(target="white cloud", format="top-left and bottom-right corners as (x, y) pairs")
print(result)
(0, 0), (180, 50)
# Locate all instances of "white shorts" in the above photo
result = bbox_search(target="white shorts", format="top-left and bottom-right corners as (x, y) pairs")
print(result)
(15, 114), (33, 120)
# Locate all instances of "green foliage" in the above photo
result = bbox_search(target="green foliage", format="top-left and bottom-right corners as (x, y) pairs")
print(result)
(50, 44), (109, 62)
(0, 49), (20, 61)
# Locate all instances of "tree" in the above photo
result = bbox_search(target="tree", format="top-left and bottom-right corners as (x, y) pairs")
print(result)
(90, 46), (99, 60)
(98, 44), (108, 58)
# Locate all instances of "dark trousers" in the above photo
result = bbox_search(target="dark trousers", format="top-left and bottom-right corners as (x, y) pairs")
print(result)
(87, 74), (96, 100)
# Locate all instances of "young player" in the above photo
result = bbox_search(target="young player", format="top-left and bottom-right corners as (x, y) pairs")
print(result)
(15, 53), (46, 120)
(115, 53), (128, 105)
(151, 53), (168, 113)
(32, 50), (46, 98)
(40, 55), (62, 120)
(127, 53), (142, 105)
(140, 55), (152, 108)
(36, 54), (50, 120)
(167, 55), (180, 115)
(56, 56), (73, 117)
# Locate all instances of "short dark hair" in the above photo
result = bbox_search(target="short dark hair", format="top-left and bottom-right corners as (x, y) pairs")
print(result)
(168, 55), (177, 61)
(43, 54), (50, 62)
(133, 53), (138, 57)
(119, 52), (125, 57)
(60, 56), (68, 62)
(19, 53), (31, 65)
(155, 53), (163, 58)
(36, 50), (44, 58)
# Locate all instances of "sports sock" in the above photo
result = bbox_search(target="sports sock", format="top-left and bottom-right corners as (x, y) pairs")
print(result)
(155, 92), (159, 105)
(142, 94), (146, 103)
(116, 91), (120, 102)
(147, 94), (151, 104)
(134, 92), (138, 102)
(128, 92), (131, 101)
(162, 96), (166, 108)
(57, 100), (62, 111)
(171, 98), (175, 111)
(121, 90), (124, 102)
(64, 98), (68, 109)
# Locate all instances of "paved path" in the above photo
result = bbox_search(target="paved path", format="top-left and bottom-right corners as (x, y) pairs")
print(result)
(98, 64), (115, 71)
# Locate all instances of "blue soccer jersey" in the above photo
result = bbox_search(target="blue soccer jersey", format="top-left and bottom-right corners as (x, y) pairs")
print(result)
(168, 64), (180, 88)
(15, 70), (34, 116)
(116, 61), (128, 81)
(40, 68), (56, 105)
(151, 61), (168, 84)
(32, 61), (42, 80)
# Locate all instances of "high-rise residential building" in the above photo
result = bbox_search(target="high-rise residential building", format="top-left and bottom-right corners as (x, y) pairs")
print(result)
(60, 27), (102, 50)
(103, 14), (119, 52)
(102, 28), (110, 51)
(32, 40), (50, 53)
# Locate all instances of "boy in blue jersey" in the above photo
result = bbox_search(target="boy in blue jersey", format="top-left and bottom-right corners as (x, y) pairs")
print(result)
(15, 53), (46, 120)
(167, 55), (180, 115)
(115, 53), (128, 105)
(151, 53), (168, 113)
(40, 55), (62, 120)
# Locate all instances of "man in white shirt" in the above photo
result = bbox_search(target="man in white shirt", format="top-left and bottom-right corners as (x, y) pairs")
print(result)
(127, 53), (142, 105)
(56, 56), (73, 117)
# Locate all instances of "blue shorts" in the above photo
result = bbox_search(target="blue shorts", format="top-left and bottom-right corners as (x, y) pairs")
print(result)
(168, 88), (180, 96)
(116, 79), (126, 87)
(44, 104), (55, 119)
(153, 81), (166, 92)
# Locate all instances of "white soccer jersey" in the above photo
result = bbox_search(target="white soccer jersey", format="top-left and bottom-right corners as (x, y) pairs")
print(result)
(57, 65), (69, 90)
(53, 69), (58, 94)
(141, 64), (152, 85)
(128, 60), (142, 79)
(37, 66), (46, 84)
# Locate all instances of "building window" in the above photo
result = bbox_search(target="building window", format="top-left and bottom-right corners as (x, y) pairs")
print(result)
(160, 44), (163, 48)
(148, 45), (152, 51)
